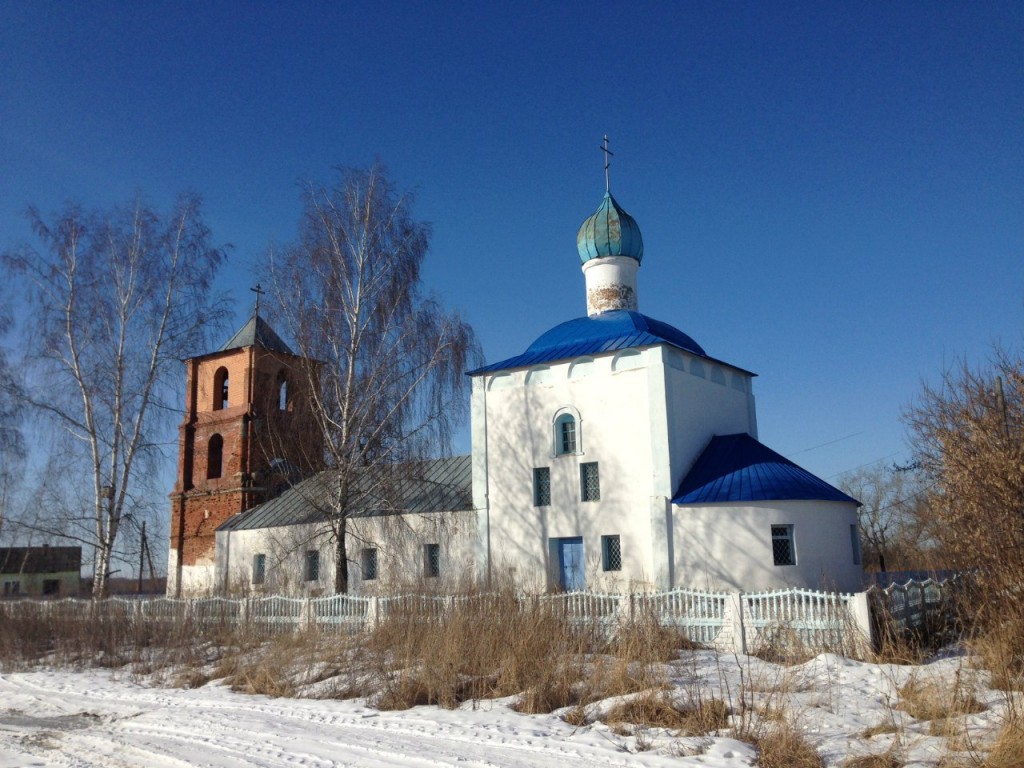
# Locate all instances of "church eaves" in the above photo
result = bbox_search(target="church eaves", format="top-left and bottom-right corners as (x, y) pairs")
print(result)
(467, 309), (749, 375)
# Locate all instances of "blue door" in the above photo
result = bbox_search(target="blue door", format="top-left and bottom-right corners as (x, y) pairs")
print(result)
(557, 537), (585, 592)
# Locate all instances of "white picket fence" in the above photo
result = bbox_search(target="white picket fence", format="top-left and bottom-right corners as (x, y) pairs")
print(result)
(0, 579), (956, 655)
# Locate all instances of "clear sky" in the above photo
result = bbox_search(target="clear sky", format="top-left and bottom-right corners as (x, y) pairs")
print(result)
(2, 1), (1022, 486)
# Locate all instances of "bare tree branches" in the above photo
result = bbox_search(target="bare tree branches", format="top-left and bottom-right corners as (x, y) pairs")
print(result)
(2, 194), (228, 596)
(266, 165), (479, 593)
(837, 462), (936, 572)
(903, 350), (1024, 596)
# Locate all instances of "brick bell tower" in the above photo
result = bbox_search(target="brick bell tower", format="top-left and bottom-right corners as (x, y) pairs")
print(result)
(167, 310), (321, 596)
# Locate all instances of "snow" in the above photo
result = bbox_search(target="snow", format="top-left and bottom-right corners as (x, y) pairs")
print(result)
(0, 651), (1009, 767)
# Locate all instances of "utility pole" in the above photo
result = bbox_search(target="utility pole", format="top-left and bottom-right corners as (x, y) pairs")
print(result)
(137, 521), (146, 595)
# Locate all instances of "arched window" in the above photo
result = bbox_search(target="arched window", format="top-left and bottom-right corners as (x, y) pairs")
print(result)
(554, 412), (578, 455)
(213, 367), (229, 410)
(277, 370), (288, 411)
(207, 434), (223, 479)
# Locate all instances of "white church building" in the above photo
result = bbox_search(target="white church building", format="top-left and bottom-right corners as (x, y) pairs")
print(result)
(197, 184), (862, 596)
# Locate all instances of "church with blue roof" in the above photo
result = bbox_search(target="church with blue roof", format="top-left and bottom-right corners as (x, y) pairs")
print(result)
(196, 158), (863, 597)
(465, 171), (863, 594)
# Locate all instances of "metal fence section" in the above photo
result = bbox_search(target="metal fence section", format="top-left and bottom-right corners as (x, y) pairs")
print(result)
(869, 577), (951, 636)
(0, 579), (957, 655)
(633, 589), (729, 646)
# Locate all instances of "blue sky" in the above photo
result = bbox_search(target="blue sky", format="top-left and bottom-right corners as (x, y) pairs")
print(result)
(2, 1), (1022, 486)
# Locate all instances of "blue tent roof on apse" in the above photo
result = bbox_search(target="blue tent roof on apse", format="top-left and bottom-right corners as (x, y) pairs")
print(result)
(673, 433), (859, 505)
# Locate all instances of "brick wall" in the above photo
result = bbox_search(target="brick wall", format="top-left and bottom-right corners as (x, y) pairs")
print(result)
(169, 341), (322, 594)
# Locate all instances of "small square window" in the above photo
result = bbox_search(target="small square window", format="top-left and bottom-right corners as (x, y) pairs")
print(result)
(533, 467), (551, 506)
(850, 524), (862, 566)
(253, 553), (266, 585)
(601, 535), (621, 571)
(580, 462), (600, 501)
(362, 547), (378, 581)
(424, 543), (440, 578)
(771, 525), (795, 566)
(304, 550), (320, 582)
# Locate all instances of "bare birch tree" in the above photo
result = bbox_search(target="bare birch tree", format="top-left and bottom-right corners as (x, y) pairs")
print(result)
(0, 301), (24, 541)
(2, 195), (227, 596)
(266, 165), (479, 593)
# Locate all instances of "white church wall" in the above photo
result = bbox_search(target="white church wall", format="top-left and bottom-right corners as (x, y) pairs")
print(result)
(175, 555), (216, 597)
(214, 510), (478, 595)
(477, 349), (668, 592)
(671, 499), (863, 593)
(660, 348), (758, 491)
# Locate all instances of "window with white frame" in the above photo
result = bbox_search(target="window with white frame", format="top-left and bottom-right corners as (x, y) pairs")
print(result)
(304, 550), (320, 581)
(253, 553), (266, 585)
(533, 467), (551, 506)
(555, 413), (577, 455)
(424, 543), (440, 578)
(850, 524), (862, 565)
(362, 547), (378, 581)
(771, 525), (795, 566)
(580, 462), (600, 501)
(601, 535), (621, 571)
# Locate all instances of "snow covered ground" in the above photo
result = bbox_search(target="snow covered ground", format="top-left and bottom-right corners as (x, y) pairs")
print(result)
(0, 652), (1009, 767)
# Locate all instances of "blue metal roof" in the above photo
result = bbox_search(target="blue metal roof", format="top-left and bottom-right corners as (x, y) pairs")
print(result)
(576, 192), (644, 264)
(468, 310), (714, 375)
(673, 433), (859, 505)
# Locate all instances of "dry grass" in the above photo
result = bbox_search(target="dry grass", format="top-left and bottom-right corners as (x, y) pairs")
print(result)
(898, 675), (985, 722)
(843, 753), (904, 768)
(862, 721), (900, 738)
(978, 715), (1024, 768)
(601, 691), (729, 735)
(752, 720), (824, 768)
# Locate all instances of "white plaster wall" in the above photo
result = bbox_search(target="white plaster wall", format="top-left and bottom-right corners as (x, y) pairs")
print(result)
(660, 347), (758, 491)
(214, 510), (478, 595)
(478, 350), (664, 591)
(672, 500), (863, 593)
(178, 562), (216, 596)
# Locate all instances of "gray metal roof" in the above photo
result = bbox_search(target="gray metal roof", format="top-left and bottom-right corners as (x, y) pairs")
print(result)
(219, 315), (294, 355)
(219, 454), (473, 532)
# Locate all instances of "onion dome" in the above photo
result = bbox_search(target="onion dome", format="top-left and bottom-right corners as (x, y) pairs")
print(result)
(576, 192), (644, 264)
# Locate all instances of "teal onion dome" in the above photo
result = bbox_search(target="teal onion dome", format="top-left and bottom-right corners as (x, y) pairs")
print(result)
(576, 192), (644, 264)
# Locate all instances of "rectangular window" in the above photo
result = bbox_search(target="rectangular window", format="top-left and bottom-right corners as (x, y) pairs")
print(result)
(580, 462), (600, 501)
(851, 524), (862, 566)
(362, 547), (378, 581)
(424, 543), (440, 578)
(253, 553), (266, 585)
(560, 419), (576, 454)
(771, 525), (795, 566)
(601, 535), (622, 571)
(43, 579), (59, 596)
(533, 467), (551, 506)
(304, 550), (320, 582)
